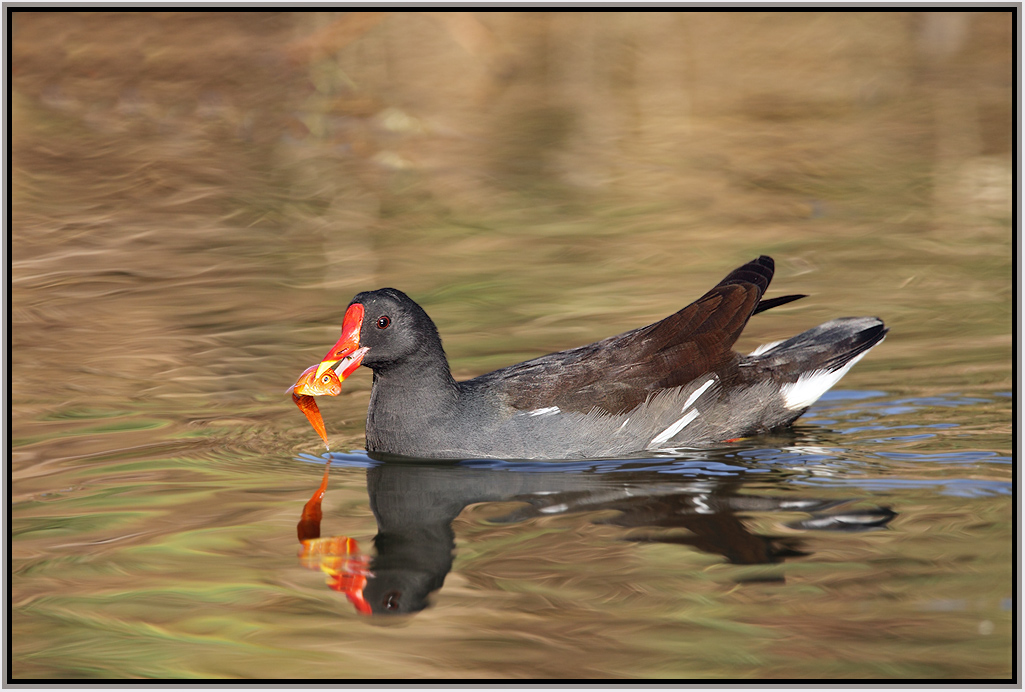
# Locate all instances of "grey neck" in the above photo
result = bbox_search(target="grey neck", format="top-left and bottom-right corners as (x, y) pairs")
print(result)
(365, 344), (460, 454)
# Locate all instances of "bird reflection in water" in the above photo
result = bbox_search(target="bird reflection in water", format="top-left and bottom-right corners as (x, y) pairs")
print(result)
(297, 457), (896, 616)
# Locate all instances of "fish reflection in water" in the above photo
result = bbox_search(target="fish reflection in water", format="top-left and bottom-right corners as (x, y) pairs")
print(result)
(297, 457), (896, 616)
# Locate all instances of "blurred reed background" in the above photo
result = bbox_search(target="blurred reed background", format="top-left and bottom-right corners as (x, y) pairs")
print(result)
(12, 10), (1010, 355)
(11, 8), (1012, 476)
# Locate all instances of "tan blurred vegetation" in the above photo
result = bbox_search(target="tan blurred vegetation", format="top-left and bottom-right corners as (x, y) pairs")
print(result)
(11, 11), (1013, 405)
(12, 11), (1010, 219)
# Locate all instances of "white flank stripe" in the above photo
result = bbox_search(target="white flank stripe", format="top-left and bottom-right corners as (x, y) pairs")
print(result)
(647, 377), (715, 448)
(527, 406), (561, 417)
(649, 409), (700, 447)
(781, 351), (868, 410)
(748, 339), (784, 356)
(682, 378), (715, 411)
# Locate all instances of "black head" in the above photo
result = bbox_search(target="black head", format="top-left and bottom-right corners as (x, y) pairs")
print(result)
(348, 288), (445, 371)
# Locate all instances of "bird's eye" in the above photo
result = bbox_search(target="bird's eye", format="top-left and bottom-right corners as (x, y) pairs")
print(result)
(383, 590), (401, 611)
(377, 315), (391, 329)
(321, 375), (331, 384)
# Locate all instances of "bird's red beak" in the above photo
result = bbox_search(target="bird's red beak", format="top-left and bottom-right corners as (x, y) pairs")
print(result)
(316, 303), (364, 379)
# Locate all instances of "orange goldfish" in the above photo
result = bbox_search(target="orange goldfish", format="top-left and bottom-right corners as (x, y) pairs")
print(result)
(288, 364), (344, 397)
(288, 347), (368, 448)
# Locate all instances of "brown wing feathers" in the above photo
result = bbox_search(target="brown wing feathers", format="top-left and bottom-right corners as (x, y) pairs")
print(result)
(622, 256), (777, 389)
(489, 256), (785, 415)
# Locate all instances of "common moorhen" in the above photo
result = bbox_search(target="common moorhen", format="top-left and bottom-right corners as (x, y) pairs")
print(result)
(313, 256), (887, 459)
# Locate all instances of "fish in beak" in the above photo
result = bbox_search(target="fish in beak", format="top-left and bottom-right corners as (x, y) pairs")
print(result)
(287, 364), (343, 398)
(288, 349), (366, 449)
(316, 302), (365, 380)
(287, 364), (345, 449)
(288, 305), (368, 447)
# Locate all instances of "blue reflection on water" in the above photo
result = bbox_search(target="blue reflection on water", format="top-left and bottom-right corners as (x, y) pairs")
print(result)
(818, 389), (888, 401)
(795, 476), (1011, 498)
(296, 390), (1011, 498)
(305, 451), (761, 477)
(298, 451), (377, 467)
(876, 450), (1011, 464)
